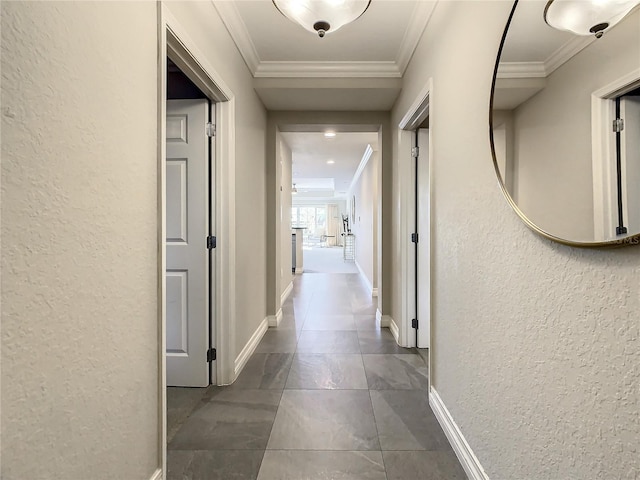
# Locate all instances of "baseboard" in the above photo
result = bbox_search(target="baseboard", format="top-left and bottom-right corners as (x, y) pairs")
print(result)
(234, 317), (269, 377)
(371, 287), (379, 297)
(295, 267), (303, 274)
(280, 281), (294, 306)
(149, 468), (162, 480)
(389, 317), (399, 341)
(376, 308), (391, 328)
(268, 308), (283, 327)
(429, 388), (489, 480)
(355, 260), (374, 297)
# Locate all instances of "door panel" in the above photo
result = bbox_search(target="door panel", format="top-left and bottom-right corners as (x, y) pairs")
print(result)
(417, 128), (430, 349)
(166, 99), (209, 387)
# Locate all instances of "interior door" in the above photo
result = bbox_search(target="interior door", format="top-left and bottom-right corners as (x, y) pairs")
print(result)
(416, 128), (430, 349)
(166, 99), (210, 387)
(620, 96), (640, 235)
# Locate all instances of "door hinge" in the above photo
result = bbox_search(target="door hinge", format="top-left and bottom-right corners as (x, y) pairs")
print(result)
(206, 122), (216, 137)
(616, 226), (628, 235)
(613, 118), (624, 133)
(412, 319), (419, 329)
(207, 235), (217, 249)
(411, 146), (420, 158)
(411, 233), (419, 243)
(207, 348), (216, 362)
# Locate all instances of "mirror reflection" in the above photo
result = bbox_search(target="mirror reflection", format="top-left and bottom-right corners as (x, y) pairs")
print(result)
(492, 0), (640, 244)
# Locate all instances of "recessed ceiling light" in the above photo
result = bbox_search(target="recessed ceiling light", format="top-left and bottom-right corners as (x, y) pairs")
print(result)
(324, 131), (336, 138)
(327, 160), (335, 164)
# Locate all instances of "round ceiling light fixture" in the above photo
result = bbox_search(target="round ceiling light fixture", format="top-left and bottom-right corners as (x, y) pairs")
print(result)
(327, 160), (335, 164)
(272, 0), (371, 38)
(324, 131), (337, 137)
(544, 0), (640, 38)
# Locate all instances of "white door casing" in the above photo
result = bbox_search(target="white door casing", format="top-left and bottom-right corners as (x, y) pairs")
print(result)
(416, 128), (431, 349)
(620, 96), (640, 235)
(166, 99), (210, 387)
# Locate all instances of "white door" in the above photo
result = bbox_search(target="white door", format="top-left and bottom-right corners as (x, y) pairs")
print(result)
(166, 99), (210, 387)
(620, 96), (640, 235)
(416, 128), (430, 349)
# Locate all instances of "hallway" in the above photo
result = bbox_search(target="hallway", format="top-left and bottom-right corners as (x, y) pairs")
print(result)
(166, 272), (465, 479)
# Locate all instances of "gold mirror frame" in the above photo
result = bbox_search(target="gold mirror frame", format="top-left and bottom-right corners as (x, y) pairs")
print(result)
(489, 0), (640, 248)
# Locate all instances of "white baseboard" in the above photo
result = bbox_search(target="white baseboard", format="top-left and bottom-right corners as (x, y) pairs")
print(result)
(268, 308), (283, 327)
(389, 317), (399, 341)
(149, 468), (162, 480)
(376, 308), (391, 328)
(429, 388), (489, 480)
(234, 317), (268, 377)
(281, 281), (294, 306)
(371, 287), (379, 297)
(355, 260), (375, 297)
(295, 267), (303, 274)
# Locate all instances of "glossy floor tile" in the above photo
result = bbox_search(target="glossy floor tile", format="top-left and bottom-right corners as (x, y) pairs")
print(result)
(167, 271), (464, 479)
(285, 354), (368, 389)
(362, 354), (429, 389)
(267, 390), (380, 450)
(257, 451), (386, 480)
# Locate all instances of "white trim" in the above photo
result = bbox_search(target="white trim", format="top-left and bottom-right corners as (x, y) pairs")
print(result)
(254, 61), (401, 78)
(371, 288), (379, 297)
(149, 469), (163, 480)
(295, 267), (304, 274)
(212, 1), (260, 74)
(280, 281), (294, 306)
(234, 317), (269, 377)
(268, 308), (283, 328)
(355, 259), (374, 297)
(389, 317), (399, 342)
(396, 1), (437, 74)
(429, 388), (489, 480)
(544, 35), (595, 76)
(376, 308), (391, 328)
(398, 82), (430, 130)
(496, 61), (546, 79)
(348, 144), (374, 194)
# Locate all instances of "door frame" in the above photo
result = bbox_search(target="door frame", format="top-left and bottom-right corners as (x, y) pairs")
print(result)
(158, 4), (237, 476)
(397, 79), (433, 355)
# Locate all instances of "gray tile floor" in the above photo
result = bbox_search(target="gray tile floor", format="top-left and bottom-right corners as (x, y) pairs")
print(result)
(167, 273), (466, 480)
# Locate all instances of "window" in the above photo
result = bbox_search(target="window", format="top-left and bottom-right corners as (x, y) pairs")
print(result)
(291, 206), (327, 245)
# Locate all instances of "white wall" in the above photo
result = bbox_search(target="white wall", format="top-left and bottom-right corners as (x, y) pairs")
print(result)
(510, 8), (640, 241)
(1, 3), (159, 478)
(393, 1), (640, 478)
(1, 1), (269, 478)
(349, 150), (378, 290)
(163, 1), (268, 358)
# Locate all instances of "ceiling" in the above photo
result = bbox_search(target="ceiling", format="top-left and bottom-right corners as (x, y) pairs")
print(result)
(282, 131), (378, 200)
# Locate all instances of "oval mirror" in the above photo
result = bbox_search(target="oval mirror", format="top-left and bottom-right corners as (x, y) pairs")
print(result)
(491, 0), (640, 246)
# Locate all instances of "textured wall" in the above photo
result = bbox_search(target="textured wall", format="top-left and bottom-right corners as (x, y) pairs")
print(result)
(163, 1), (268, 357)
(393, 1), (640, 479)
(1, 2), (159, 478)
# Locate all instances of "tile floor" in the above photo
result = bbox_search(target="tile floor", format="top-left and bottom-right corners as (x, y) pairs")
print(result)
(167, 272), (466, 480)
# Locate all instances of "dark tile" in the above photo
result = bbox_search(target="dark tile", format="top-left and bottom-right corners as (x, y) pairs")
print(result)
(285, 354), (367, 389)
(258, 451), (386, 480)
(358, 329), (416, 354)
(383, 451), (467, 480)
(230, 353), (293, 390)
(296, 330), (361, 353)
(303, 313), (356, 331)
(167, 450), (264, 480)
(166, 387), (208, 443)
(371, 390), (450, 451)
(169, 389), (281, 450)
(363, 354), (428, 389)
(254, 330), (298, 353)
(267, 390), (380, 450)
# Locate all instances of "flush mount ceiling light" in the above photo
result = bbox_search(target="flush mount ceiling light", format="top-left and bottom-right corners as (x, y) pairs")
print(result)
(327, 160), (335, 164)
(544, 0), (640, 38)
(272, 0), (371, 38)
(324, 131), (337, 137)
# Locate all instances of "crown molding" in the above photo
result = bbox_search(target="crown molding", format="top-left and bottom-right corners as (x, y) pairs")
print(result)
(254, 61), (401, 78)
(396, 1), (437, 74)
(212, 1), (260, 74)
(497, 62), (546, 79)
(348, 144), (374, 193)
(544, 35), (595, 76)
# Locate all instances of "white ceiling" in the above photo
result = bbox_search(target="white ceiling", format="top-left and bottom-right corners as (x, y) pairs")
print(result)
(282, 131), (378, 200)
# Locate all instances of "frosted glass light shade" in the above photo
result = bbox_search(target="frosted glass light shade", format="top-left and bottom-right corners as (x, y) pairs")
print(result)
(273, 0), (371, 37)
(544, 0), (640, 37)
